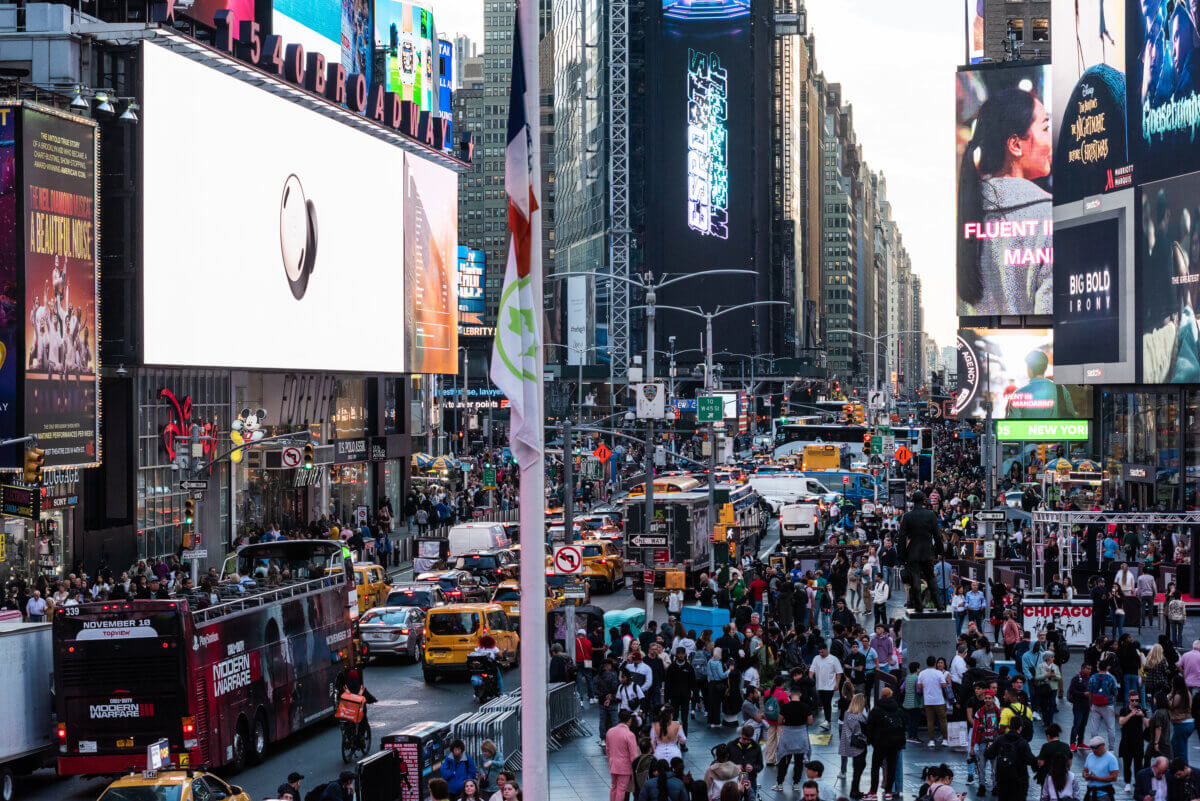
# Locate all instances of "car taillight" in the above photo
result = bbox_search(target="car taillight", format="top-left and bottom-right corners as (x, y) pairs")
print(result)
(400, 628), (410, 635)
(57, 723), (66, 741)
(448, 590), (461, 596)
(182, 717), (196, 735)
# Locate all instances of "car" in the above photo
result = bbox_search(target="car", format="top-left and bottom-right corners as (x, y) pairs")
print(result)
(576, 540), (624, 593)
(358, 605), (426, 662)
(489, 579), (558, 622)
(415, 569), (491, 603)
(1004, 490), (1024, 508)
(422, 603), (519, 682)
(385, 583), (447, 610)
(97, 770), (250, 801)
(352, 562), (390, 615)
(454, 549), (518, 583)
(498, 521), (521, 544)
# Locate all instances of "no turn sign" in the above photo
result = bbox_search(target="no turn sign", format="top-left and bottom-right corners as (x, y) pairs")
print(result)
(281, 446), (303, 469)
(553, 545), (583, 574)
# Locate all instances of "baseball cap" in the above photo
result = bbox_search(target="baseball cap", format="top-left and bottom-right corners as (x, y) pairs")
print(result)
(287, 773), (304, 783)
(1088, 736), (1105, 748)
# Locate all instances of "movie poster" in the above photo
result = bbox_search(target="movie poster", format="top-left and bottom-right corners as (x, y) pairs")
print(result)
(1128, 0), (1200, 182)
(0, 107), (18, 457)
(956, 63), (1054, 316)
(22, 108), (99, 468)
(955, 328), (1093, 420)
(1051, 0), (1129, 203)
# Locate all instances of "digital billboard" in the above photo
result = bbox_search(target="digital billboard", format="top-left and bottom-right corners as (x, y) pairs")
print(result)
(457, 246), (484, 329)
(966, 0), (984, 64)
(438, 38), (453, 145)
(1051, 0), (1129, 204)
(955, 328), (1093, 420)
(1052, 188), (1137, 384)
(21, 107), (98, 468)
(1137, 169), (1200, 383)
(375, 0), (439, 113)
(956, 63), (1053, 315)
(142, 42), (424, 373)
(646, 0), (765, 355)
(0, 108), (19, 461)
(404, 152), (458, 375)
(1127, 0), (1200, 183)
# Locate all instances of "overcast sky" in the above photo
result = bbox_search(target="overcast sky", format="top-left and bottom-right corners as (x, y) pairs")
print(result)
(429, 0), (960, 350)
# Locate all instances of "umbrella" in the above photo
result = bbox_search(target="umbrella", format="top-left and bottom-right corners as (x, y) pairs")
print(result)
(1046, 457), (1073, 473)
(1073, 458), (1100, 471)
(411, 452), (435, 468)
(430, 455), (461, 471)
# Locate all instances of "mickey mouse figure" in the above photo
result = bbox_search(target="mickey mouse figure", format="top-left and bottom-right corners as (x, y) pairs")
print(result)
(230, 408), (267, 463)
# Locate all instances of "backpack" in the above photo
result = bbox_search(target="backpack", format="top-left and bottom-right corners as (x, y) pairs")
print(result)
(1089, 673), (1116, 707)
(876, 705), (907, 749)
(764, 693), (781, 723)
(1009, 704), (1034, 741)
(690, 648), (710, 676)
(993, 739), (1024, 781)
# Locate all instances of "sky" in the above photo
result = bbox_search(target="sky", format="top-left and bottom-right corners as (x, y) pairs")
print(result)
(428, 0), (960, 350)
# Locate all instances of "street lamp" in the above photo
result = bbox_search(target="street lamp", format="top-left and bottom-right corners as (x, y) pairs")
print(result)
(544, 342), (609, 420)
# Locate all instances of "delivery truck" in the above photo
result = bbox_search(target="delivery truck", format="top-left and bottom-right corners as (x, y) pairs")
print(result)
(0, 620), (54, 801)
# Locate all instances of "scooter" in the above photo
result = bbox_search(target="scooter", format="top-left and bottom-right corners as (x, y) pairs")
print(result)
(468, 654), (501, 704)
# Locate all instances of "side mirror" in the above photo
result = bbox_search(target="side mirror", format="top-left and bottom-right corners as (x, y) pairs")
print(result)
(229, 786), (243, 796)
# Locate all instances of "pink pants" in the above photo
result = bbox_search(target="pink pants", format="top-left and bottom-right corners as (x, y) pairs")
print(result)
(611, 772), (631, 801)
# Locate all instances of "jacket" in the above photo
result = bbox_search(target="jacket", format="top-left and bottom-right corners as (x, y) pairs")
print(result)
(606, 722), (639, 776)
(596, 669), (620, 704)
(319, 781), (352, 801)
(727, 736), (764, 773)
(985, 733), (1037, 786)
(1134, 766), (1167, 801)
(636, 775), (689, 801)
(1067, 673), (1091, 713)
(440, 752), (477, 795)
(865, 697), (907, 752)
(664, 660), (696, 702)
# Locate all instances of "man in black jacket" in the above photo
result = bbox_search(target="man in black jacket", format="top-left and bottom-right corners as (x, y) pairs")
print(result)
(729, 724), (765, 797)
(897, 491), (944, 611)
(985, 718), (1038, 801)
(665, 647), (696, 733)
(865, 687), (907, 798)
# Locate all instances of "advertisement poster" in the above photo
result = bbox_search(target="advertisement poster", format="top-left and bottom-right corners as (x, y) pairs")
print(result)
(438, 38), (453, 147)
(375, 0), (438, 112)
(1052, 217), (1121, 363)
(956, 63), (1053, 315)
(404, 152), (458, 375)
(1051, 0), (1129, 204)
(1127, 0), (1200, 183)
(456, 245), (484, 329)
(22, 108), (98, 468)
(271, 0), (372, 84)
(967, 0), (984, 64)
(1022, 600), (1093, 647)
(0, 107), (18, 456)
(1137, 169), (1200, 382)
(955, 328), (1092, 420)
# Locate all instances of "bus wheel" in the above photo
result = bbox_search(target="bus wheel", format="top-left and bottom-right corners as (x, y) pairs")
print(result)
(1, 767), (14, 801)
(230, 719), (249, 772)
(250, 714), (269, 765)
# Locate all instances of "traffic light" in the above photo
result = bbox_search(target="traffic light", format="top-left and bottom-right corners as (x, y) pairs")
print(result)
(302, 443), (314, 470)
(22, 445), (44, 484)
(863, 431), (871, 445)
(1037, 444), (1048, 461)
(184, 498), (195, 525)
(182, 529), (195, 549)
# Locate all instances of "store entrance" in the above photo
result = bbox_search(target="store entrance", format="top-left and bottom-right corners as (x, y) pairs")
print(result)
(1125, 480), (1155, 511)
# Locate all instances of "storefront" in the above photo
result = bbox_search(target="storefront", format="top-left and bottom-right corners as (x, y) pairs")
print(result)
(0, 469), (82, 588)
(1099, 389), (1184, 510)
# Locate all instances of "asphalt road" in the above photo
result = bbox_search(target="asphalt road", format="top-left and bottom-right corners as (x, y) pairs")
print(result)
(19, 520), (781, 801)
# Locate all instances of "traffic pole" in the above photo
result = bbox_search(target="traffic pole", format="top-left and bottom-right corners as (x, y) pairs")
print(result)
(644, 418), (655, 623)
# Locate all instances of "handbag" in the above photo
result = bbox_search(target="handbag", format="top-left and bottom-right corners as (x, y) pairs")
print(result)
(850, 733), (868, 749)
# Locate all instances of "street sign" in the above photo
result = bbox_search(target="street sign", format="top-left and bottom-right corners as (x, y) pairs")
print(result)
(698, 396), (723, 423)
(983, 541), (997, 559)
(179, 480), (208, 491)
(181, 549), (208, 560)
(635, 382), (666, 419)
(882, 435), (895, 456)
(627, 533), (669, 548)
(190, 491), (206, 502)
(593, 443), (612, 463)
(894, 445), (912, 465)
(843, 476), (850, 485)
(652, 548), (669, 565)
(869, 435), (881, 456)
(868, 390), (884, 409)
(976, 510), (1007, 523)
(280, 446), (302, 468)
(643, 569), (655, 587)
(553, 545), (583, 574)
(482, 467), (497, 490)
(562, 582), (588, 600)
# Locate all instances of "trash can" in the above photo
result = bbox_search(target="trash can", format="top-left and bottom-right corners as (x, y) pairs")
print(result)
(380, 721), (452, 801)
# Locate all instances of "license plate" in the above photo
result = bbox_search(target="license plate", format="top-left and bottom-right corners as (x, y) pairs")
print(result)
(364, 632), (386, 640)
(117, 738), (134, 748)
(78, 740), (97, 754)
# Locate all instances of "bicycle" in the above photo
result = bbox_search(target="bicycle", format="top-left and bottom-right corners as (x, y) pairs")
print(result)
(341, 717), (372, 763)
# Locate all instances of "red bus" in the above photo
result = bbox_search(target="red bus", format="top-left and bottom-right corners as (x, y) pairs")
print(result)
(53, 540), (355, 776)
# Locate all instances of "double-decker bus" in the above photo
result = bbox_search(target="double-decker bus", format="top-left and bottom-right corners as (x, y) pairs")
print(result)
(53, 540), (355, 776)
(773, 423), (867, 461)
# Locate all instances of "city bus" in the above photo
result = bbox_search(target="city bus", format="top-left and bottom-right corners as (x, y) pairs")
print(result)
(52, 540), (355, 776)
(773, 423), (867, 461)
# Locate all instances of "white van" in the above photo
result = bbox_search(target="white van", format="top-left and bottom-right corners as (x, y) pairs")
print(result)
(779, 503), (822, 546)
(447, 522), (510, 557)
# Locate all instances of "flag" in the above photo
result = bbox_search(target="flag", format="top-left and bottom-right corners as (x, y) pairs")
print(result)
(490, 2), (543, 470)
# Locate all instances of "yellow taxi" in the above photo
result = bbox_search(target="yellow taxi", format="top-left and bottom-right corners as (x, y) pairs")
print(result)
(353, 562), (391, 615)
(422, 603), (519, 683)
(96, 770), (250, 801)
(489, 579), (559, 623)
(576, 540), (624, 593)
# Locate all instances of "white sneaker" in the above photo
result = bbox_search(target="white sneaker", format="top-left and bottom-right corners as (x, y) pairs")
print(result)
(774, 785), (784, 793)
(1124, 785), (1132, 795)
(927, 740), (936, 747)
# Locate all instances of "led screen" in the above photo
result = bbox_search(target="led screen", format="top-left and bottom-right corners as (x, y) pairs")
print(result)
(375, 0), (438, 112)
(457, 245), (484, 329)
(1137, 169), (1200, 383)
(271, 0), (373, 84)
(956, 63), (1053, 315)
(955, 328), (1093, 420)
(1051, 0), (1129, 203)
(22, 108), (99, 468)
(1127, 0), (1200, 183)
(967, 0), (984, 64)
(438, 38), (453, 145)
(0, 108), (20, 464)
(404, 152), (458, 374)
(142, 42), (455, 374)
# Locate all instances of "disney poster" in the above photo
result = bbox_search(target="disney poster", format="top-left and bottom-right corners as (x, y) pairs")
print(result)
(22, 108), (99, 468)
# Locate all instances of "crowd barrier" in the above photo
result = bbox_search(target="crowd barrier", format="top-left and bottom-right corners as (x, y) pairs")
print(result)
(449, 682), (591, 769)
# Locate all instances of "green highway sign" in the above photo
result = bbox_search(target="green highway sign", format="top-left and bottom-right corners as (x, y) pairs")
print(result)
(482, 467), (498, 489)
(994, 419), (1090, 442)
(870, 435), (882, 455)
(698, 396), (723, 423)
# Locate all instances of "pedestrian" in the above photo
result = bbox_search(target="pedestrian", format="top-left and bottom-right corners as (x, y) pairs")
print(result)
(1167, 593), (1187, 648)
(772, 687), (813, 793)
(440, 739), (477, 799)
(704, 743), (741, 800)
(763, 680), (789, 767)
(1166, 677), (1194, 759)
(1081, 736), (1119, 801)
(1035, 651), (1062, 728)
(318, 771), (356, 801)
(597, 659), (621, 745)
(607, 709), (639, 801)
(1067, 662), (1093, 751)
(636, 758), (688, 801)
(665, 647), (696, 735)
(576, 629), (595, 705)
(706, 649), (731, 729)
(1087, 656), (1120, 750)
(809, 641), (842, 730)
(1118, 690), (1147, 795)
(276, 772), (303, 800)
(986, 717), (1037, 801)
(1038, 752), (1082, 801)
(865, 686), (907, 799)
(460, 779), (484, 800)
(727, 724), (764, 799)
(24, 589), (46, 622)
(969, 687), (1001, 793)
(651, 705), (686, 762)
(917, 655), (949, 747)
(838, 693), (868, 799)
(1133, 756), (1169, 801)
(427, 777), (451, 801)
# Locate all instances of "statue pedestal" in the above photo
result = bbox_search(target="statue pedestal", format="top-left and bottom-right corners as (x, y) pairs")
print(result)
(900, 611), (957, 670)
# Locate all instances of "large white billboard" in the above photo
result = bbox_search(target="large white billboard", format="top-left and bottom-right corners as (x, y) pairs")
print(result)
(141, 42), (455, 373)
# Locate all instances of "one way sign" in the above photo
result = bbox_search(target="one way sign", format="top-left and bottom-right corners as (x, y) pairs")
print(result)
(627, 533), (668, 548)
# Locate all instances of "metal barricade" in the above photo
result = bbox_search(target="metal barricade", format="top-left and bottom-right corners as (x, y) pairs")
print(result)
(450, 708), (523, 771)
(547, 681), (591, 741)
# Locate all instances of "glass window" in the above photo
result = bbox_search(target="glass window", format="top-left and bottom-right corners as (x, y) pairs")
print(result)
(1032, 18), (1049, 41)
(428, 612), (480, 636)
(1008, 18), (1024, 40)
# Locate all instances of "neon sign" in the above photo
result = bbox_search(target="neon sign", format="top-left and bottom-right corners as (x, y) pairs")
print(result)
(159, 388), (220, 462)
(686, 48), (729, 239)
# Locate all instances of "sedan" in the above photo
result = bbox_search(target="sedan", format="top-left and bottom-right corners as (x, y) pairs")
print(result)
(358, 605), (425, 662)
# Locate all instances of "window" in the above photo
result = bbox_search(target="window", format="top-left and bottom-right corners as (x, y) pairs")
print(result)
(1032, 18), (1049, 41)
(1007, 18), (1023, 40)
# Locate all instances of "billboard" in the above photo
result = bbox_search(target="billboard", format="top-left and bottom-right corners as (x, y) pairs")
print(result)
(375, 0), (439, 112)
(1051, 0), (1129, 203)
(22, 107), (98, 468)
(457, 246), (484, 329)
(0, 109), (18, 458)
(1127, 0), (1200, 183)
(438, 38), (453, 145)
(956, 63), (1053, 315)
(967, 0), (984, 64)
(142, 42), (452, 374)
(1052, 189), (1137, 383)
(403, 152), (458, 375)
(955, 328), (1093, 420)
(271, 0), (373, 84)
(1137, 169), (1200, 383)
(647, 0), (763, 354)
